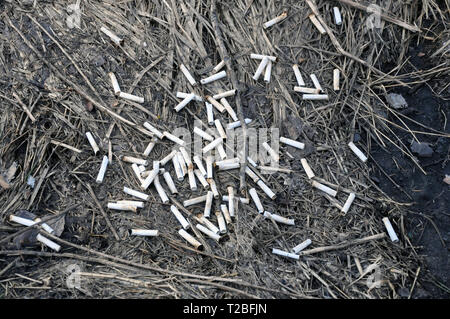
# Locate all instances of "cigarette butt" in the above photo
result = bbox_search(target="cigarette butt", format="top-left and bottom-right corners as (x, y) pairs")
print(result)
(272, 248), (299, 260)
(122, 156), (148, 166)
(206, 96), (225, 113)
(333, 69), (340, 91)
(196, 223), (220, 241)
(154, 175), (169, 204)
(119, 92), (144, 104)
(280, 137), (305, 150)
(163, 171), (178, 194)
(183, 194), (208, 207)
(263, 12), (287, 29)
(108, 72), (121, 95)
(176, 92), (202, 102)
(262, 142), (279, 162)
(249, 188), (264, 213)
(107, 202), (137, 212)
(264, 60), (272, 83)
(264, 211), (294, 225)
(294, 87), (320, 94)
(163, 132), (186, 146)
(227, 118), (252, 130)
(194, 127), (214, 142)
(123, 186), (149, 201)
(188, 168), (197, 191)
(216, 144), (227, 160)
(200, 71), (227, 85)
(212, 60), (226, 73)
(227, 186), (235, 218)
(143, 122), (164, 140)
(257, 180), (276, 200)
(96, 155), (109, 184)
(310, 74), (323, 92)
(203, 137), (223, 154)
(214, 119), (227, 140)
(220, 204), (232, 224)
(208, 179), (220, 199)
(36, 234), (61, 252)
(160, 150), (177, 166)
(382, 217), (399, 243)
(206, 156), (213, 179)
(85, 132), (100, 155)
(213, 89), (236, 100)
(300, 158), (315, 179)
(176, 152), (188, 176)
(220, 97), (238, 122)
(250, 54), (277, 62)
(333, 7), (342, 25)
(175, 92), (195, 112)
(204, 191), (213, 218)
(193, 155), (207, 177)
(222, 195), (250, 205)
(311, 180), (337, 197)
(292, 64), (305, 86)
(302, 94), (328, 100)
(130, 229), (159, 237)
(348, 142), (368, 162)
(253, 56), (269, 81)
(215, 211), (227, 234)
(194, 169), (209, 188)
(180, 64), (196, 86)
(206, 102), (214, 125)
(115, 200), (144, 208)
(292, 239), (312, 253)
(178, 229), (203, 250)
(341, 192), (356, 213)
(308, 14), (326, 35)
(171, 205), (190, 230)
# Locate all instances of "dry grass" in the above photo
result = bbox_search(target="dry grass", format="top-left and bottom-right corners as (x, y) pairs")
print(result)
(0, 0), (448, 298)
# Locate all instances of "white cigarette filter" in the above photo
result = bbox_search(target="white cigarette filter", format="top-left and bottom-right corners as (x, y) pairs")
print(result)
(292, 239), (312, 254)
(130, 229), (159, 237)
(302, 94), (329, 100)
(193, 126), (214, 142)
(206, 102), (214, 125)
(308, 14), (326, 35)
(36, 234), (61, 252)
(341, 192), (356, 213)
(280, 137), (305, 150)
(143, 139), (157, 156)
(206, 96), (225, 113)
(382, 217), (399, 243)
(217, 144), (227, 160)
(85, 132), (100, 155)
(204, 191), (214, 218)
(193, 155), (207, 177)
(175, 92), (195, 112)
(257, 180), (276, 200)
(206, 156), (214, 179)
(249, 188), (264, 213)
(247, 156), (258, 168)
(179, 147), (193, 169)
(292, 64), (305, 86)
(214, 120), (227, 140)
(188, 169), (197, 191)
(262, 142), (279, 162)
(272, 248), (299, 260)
(348, 142), (368, 163)
(310, 74), (323, 92)
(294, 86), (320, 94)
(177, 152), (188, 176)
(123, 186), (149, 201)
(194, 169), (209, 188)
(96, 155), (109, 184)
(176, 92), (202, 102)
(154, 175), (169, 204)
(200, 71), (227, 85)
(143, 122), (164, 140)
(170, 205), (190, 230)
(203, 137), (223, 154)
(132, 163), (145, 184)
(116, 200), (144, 208)
(250, 54), (277, 62)
(333, 7), (342, 25)
(160, 150), (177, 166)
(9, 215), (36, 227)
(311, 180), (337, 197)
(100, 26), (123, 45)
(183, 194), (208, 207)
(163, 132), (186, 146)
(263, 12), (287, 29)
(33, 219), (55, 234)
(222, 195), (250, 204)
(107, 202), (137, 212)
(196, 224), (220, 241)
(141, 161), (160, 190)
(180, 64), (196, 86)
(227, 186), (235, 218)
(264, 211), (295, 226)
(220, 98), (238, 122)
(253, 56), (270, 81)
(217, 162), (240, 171)
(216, 158), (240, 166)
(264, 60), (272, 83)
(220, 204), (232, 224)
(119, 92), (144, 104)
(215, 211), (227, 234)
(300, 158), (315, 179)
(178, 229), (203, 250)
(208, 179), (220, 198)
(212, 60), (225, 73)
(200, 216), (220, 234)
(333, 69), (340, 91)
(213, 89), (236, 100)
(245, 166), (260, 183)
(172, 155), (184, 181)
(163, 171), (178, 194)
(227, 118), (252, 130)
(122, 156), (148, 166)
(108, 72), (121, 95)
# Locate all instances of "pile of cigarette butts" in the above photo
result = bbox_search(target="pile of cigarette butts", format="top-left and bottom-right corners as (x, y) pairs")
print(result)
(8, 7), (400, 258)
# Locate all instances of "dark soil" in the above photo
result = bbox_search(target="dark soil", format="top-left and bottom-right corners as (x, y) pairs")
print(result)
(370, 43), (450, 298)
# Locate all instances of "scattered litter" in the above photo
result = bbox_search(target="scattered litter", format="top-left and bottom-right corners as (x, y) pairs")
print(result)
(27, 175), (36, 188)
(386, 93), (408, 109)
